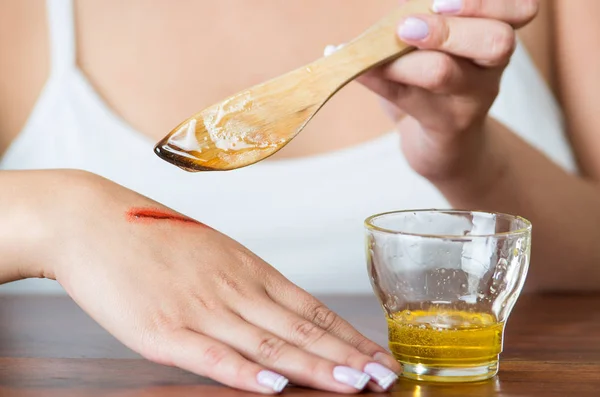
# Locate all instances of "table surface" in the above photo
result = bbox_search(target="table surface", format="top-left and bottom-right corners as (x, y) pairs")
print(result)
(1, 293), (599, 397)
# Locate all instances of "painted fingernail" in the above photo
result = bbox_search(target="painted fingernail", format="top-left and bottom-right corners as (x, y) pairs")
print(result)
(333, 366), (371, 390)
(432, 0), (462, 14)
(364, 363), (398, 391)
(398, 17), (430, 41)
(257, 370), (289, 393)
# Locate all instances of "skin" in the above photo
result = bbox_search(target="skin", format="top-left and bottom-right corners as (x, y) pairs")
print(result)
(0, 0), (599, 393)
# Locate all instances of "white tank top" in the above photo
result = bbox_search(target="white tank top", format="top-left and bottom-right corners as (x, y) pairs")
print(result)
(1, 0), (577, 294)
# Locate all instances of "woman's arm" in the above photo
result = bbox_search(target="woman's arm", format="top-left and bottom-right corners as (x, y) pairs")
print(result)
(437, 119), (600, 292)
(553, 0), (600, 179)
(435, 0), (600, 291)
(356, 0), (600, 291)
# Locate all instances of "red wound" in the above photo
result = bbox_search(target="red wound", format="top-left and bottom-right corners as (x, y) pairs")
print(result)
(126, 207), (206, 227)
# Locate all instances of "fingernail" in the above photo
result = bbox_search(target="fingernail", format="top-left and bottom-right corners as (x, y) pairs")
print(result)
(398, 17), (430, 41)
(364, 363), (398, 391)
(432, 0), (462, 14)
(257, 370), (289, 393)
(333, 366), (371, 390)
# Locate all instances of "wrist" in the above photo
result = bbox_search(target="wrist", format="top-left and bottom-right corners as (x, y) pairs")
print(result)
(0, 169), (99, 283)
(0, 171), (51, 283)
(0, 201), (39, 283)
(430, 118), (511, 208)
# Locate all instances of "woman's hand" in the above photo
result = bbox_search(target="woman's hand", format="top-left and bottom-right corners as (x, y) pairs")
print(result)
(358, 0), (539, 186)
(28, 171), (399, 394)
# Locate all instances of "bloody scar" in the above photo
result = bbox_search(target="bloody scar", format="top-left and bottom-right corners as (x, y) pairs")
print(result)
(126, 207), (206, 227)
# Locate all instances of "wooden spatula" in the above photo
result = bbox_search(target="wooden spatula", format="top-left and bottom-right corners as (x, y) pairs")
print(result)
(155, 0), (432, 172)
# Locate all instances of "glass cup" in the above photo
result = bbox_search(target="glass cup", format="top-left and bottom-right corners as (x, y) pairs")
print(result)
(365, 210), (532, 383)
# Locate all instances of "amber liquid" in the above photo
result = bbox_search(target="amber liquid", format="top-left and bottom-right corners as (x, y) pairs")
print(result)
(388, 310), (504, 376)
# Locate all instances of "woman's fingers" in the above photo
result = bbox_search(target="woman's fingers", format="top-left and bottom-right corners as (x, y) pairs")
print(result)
(360, 76), (484, 134)
(204, 312), (371, 394)
(264, 278), (401, 374)
(164, 329), (289, 394)
(398, 15), (516, 67)
(237, 295), (399, 391)
(362, 50), (483, 95)
(431, 0), (539, 28)
(358, 50), (500, 128)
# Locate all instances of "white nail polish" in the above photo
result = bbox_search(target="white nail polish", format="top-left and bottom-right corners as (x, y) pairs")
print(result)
(333, 366), (371, 390)
(364, 363), (398, 390)
(257, 370), (289, 393)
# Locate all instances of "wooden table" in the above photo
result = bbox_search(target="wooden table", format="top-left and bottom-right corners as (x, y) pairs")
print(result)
(1, 294), (599, 396)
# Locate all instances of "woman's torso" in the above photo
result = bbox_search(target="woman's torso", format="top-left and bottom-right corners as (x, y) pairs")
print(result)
(0, 0), (576, 294)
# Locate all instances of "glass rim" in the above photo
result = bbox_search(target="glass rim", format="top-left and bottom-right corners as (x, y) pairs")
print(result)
(364, 209), (532, 239)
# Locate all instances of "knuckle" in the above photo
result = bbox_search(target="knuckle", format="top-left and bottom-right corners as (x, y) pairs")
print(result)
(216, 270), (245, 296)
(488, 25), (516, 63)
(191, 291), (220, 312)
(235, 246), (260, 268)
(436, 18), (452, 49)
(290, 319), (326, 348)
(351, 335), (377, 354)
(202, 344), (229, 368)
(427, 56), (454, 90)
(257, 336), (287, 363)
(233, 247), (270, 286)
(307, 303), (340, 331)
